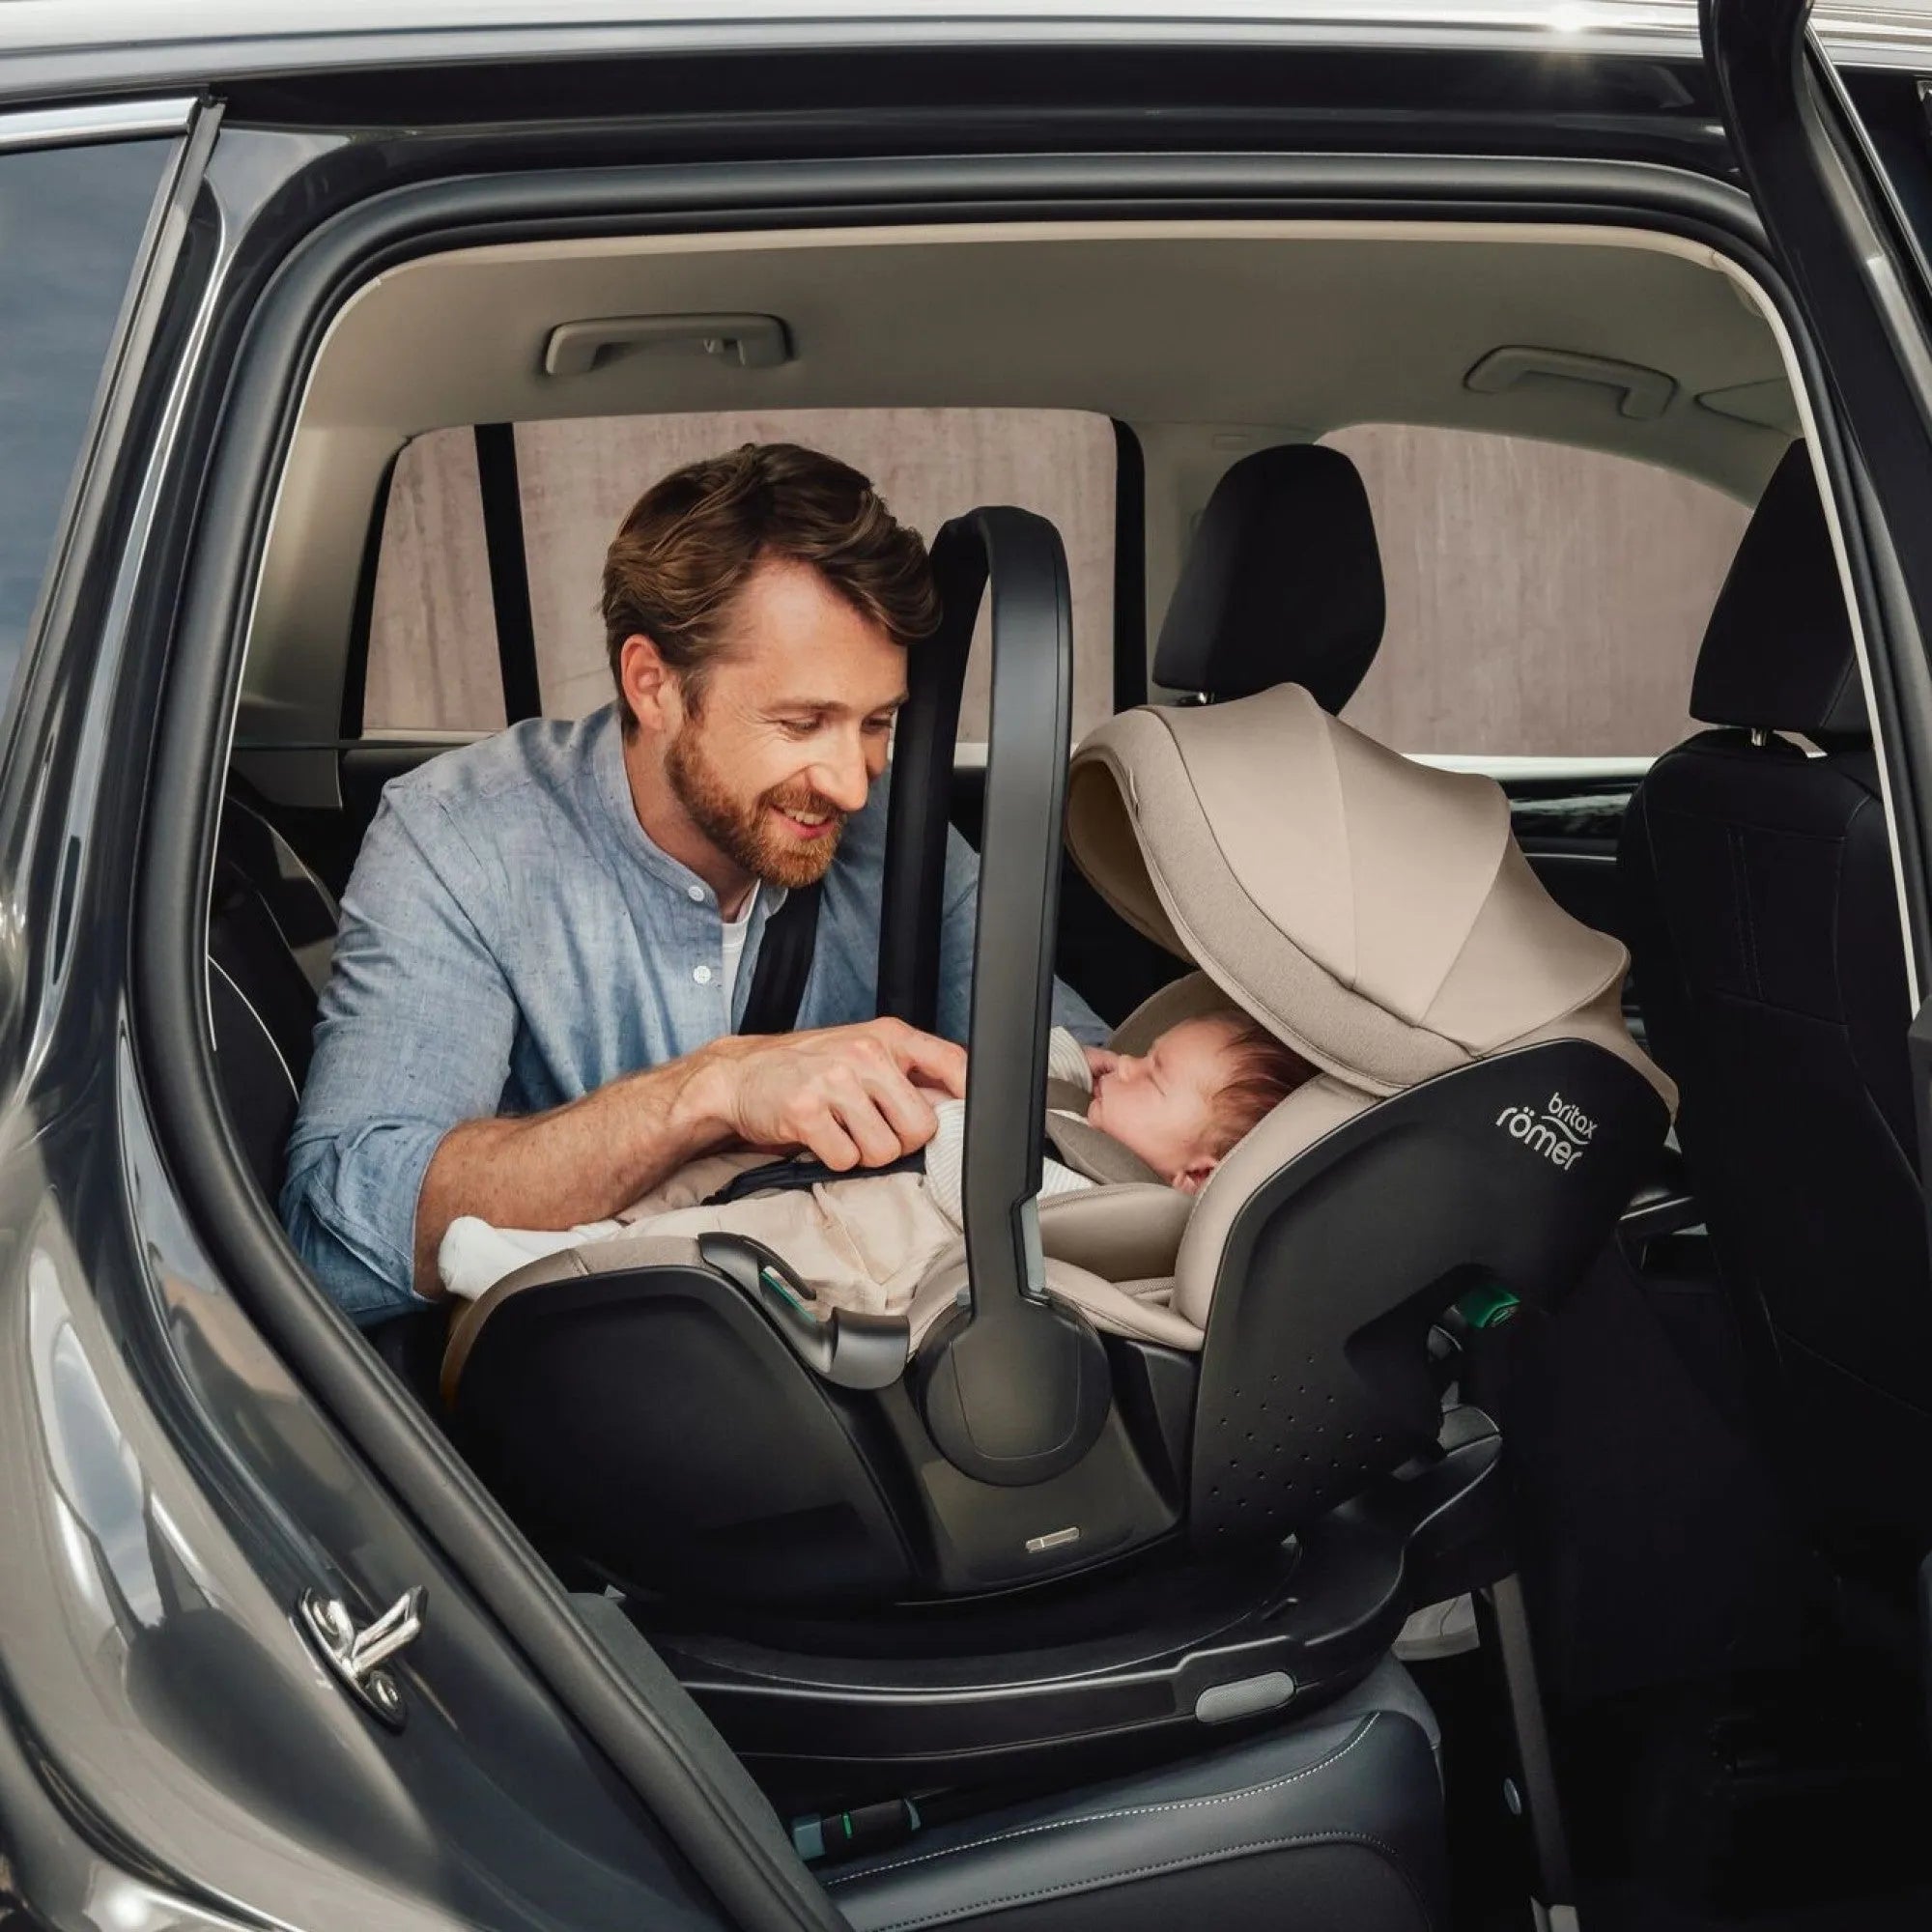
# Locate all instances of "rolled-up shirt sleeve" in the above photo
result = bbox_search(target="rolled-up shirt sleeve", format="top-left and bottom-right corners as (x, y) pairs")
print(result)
(280, 791), (517, 1322)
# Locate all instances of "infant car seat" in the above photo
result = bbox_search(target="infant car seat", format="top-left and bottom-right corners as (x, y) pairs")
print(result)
(443, 506), (1671, 1791)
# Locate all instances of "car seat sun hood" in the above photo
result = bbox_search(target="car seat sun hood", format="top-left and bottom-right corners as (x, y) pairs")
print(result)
(1065, 686), (1674, 1113)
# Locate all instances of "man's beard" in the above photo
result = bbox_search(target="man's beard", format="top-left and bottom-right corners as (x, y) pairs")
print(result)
(665, 720), (847, 890)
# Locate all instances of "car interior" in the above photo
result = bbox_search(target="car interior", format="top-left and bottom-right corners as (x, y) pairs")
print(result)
(206, 217), (1932, 1928)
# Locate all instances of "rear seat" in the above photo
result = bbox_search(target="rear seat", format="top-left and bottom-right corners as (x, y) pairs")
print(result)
(208, 791), (336, 1198)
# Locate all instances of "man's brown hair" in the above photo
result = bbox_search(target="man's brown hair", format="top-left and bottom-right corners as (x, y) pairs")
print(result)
(601, 441), (940, 732)
(1204, 1013), (1316, 1158)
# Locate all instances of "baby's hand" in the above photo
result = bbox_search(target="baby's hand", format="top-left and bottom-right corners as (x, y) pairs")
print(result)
(1081, 1044), (1121, 1081)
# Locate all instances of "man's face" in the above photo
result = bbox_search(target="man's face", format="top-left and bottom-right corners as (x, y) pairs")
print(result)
(658, 558), (908, 891)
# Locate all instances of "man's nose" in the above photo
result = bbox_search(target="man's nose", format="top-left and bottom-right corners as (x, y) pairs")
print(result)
(811, 736), (872, 813)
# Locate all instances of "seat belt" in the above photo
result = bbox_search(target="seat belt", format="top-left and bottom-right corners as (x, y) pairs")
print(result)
(713, 878), (897, 1207)
(736, 878), (823, 1036)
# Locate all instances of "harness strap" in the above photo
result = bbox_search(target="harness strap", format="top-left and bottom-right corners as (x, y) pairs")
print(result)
(703, 1149), (926, 1208)
(736, 879), (823, 1036)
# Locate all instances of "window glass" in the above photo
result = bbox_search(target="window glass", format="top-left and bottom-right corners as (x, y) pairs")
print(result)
(363, 428), (504, 733)
(362, 408), (1117, 741)
(0, 137), (171, 722)
(1322, 423), (1754, 758)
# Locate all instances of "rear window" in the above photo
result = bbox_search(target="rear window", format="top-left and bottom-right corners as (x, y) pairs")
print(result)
(364, 408), (1119, 743)
(0, 136), (171, 724)
(1321, 423), (1753, 759)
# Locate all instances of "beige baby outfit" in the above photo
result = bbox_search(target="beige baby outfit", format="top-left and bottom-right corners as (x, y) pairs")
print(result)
(438, 1029), (1153, 1311)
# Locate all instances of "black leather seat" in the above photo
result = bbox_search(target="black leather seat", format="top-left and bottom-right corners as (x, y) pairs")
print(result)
(208, 791), (336, 1198)
(828, 1665), (1445, 1932)
(1619, 441), (1932, 1575)
(574, 1595), (1449, 1932)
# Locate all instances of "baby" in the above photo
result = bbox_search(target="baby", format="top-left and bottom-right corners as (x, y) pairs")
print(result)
(440, 1009), (1312, 1314)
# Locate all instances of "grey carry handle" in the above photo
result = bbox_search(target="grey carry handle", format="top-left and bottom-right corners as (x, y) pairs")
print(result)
(913, 508), (1112, 1488)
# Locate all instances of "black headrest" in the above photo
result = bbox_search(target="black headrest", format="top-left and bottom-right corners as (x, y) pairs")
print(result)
(1690, 442), (1868, 740)
(1153, 443), (1385, 709)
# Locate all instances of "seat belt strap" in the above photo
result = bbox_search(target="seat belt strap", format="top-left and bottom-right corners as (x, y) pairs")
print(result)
(703, 1149), (926, 1208)
(737, 879), (823, 1036)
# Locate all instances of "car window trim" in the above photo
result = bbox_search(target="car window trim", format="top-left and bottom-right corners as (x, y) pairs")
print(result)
(0, 97), (195, 153)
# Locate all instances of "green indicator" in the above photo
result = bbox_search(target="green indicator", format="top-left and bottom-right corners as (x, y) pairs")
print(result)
(1454, 1279), (1520, 1330)
(759, 1264), (810, 1313)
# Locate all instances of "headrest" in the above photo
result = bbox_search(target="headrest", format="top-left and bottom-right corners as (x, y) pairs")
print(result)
(1153, 444), (1385, 709)
(1690, 442), (1868, 740)
(1067, 686), (1668, 1102)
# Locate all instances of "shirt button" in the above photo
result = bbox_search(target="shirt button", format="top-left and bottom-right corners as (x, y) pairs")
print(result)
(687, 885), (704, 902)
(693, 964), (713, 985)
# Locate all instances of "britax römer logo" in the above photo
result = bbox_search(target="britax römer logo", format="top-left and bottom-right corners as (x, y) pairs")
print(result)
(1495, 1092), (1595, 1171)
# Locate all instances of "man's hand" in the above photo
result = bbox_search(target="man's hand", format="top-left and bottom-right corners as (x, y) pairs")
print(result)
(690, 1018), (968, 1172)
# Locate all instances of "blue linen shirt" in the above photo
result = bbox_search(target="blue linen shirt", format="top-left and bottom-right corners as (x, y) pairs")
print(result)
(280, 704), (1106, 1321)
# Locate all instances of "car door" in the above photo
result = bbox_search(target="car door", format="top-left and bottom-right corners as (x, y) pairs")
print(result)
(1700, 0), (1932, 996)
(1700, 0), (1932, 1650)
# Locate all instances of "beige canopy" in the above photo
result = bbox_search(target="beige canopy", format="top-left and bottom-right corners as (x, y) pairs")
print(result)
(1065, 684), (1674, 1106)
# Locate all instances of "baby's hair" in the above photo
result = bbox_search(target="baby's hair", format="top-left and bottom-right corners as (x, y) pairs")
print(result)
(1203, 1012), (1316, 1157)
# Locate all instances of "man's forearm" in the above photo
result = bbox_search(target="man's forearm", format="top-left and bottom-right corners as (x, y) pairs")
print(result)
(412, 1041), (742, 1294)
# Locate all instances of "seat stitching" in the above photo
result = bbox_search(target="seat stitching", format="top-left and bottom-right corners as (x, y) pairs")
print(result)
(1698, 983), (1867, 1027)
(1729, 824), (1761, 1004)
(209, 955), (298, 1105)
(825, 1715), (1378, 1887)
(849, 1826), (1431, 1932)
(1828, 798), (1856, 1028)
(1643, 803), (1863, 846)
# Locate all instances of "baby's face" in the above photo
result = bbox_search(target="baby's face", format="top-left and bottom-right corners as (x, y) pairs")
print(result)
(1083, 1015), (1237, 1191)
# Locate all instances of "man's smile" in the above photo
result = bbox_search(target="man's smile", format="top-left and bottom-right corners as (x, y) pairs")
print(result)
(771, 803), (841, 839)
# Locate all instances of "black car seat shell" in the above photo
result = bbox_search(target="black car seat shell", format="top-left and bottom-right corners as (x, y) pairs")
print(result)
(1619, 440), (1932, 1568)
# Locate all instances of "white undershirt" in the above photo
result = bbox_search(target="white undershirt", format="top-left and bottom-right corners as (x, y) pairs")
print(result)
(720, 884), (758, 1014)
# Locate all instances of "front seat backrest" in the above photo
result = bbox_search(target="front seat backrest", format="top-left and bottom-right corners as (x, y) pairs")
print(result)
(1617, 441), (1931, 1564)
(1154, 442), (1385, 709)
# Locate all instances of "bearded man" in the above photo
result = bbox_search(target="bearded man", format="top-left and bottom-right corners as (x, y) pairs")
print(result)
(282, 441), (1105, 1321)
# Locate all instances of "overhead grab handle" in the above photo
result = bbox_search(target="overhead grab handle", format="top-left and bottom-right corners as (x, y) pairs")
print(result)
(542, 314), (791, 379)
(1464, 345), (1678, 421)
(909, 509), (1113, 1489)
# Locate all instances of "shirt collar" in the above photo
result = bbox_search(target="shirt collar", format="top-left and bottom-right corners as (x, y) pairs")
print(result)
(589, 702), (790, 918)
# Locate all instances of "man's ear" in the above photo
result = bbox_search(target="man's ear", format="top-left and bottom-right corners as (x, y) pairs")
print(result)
(618, 633), (684, 736)
(1172, 1156), (1220, 1196)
